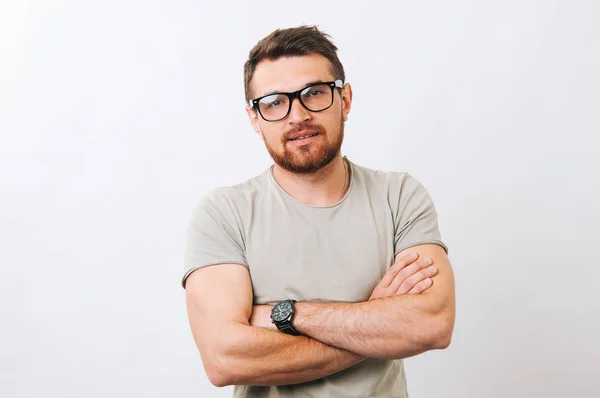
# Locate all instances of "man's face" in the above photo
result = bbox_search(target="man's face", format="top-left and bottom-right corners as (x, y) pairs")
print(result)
(246, 54), (352, 174)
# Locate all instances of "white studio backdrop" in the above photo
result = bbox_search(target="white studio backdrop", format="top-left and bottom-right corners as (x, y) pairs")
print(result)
(1, 1), (598, 397)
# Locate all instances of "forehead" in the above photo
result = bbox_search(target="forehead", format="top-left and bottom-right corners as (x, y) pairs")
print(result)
(252, 53), (335, 98)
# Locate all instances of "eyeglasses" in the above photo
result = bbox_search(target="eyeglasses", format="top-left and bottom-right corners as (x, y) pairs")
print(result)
(248, 80), (344, 122)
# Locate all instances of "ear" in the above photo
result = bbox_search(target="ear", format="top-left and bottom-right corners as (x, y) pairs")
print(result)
(245, 105), (263, 139)
(341, 83), (353, 122)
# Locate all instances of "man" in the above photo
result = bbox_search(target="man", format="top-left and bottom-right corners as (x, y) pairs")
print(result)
(182, 26), (455, 398)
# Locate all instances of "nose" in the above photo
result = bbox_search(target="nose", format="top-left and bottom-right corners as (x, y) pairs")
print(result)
(288, 97), (311, 124)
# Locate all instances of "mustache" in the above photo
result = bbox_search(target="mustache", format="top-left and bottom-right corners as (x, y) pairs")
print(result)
(283, 123), (325, 141)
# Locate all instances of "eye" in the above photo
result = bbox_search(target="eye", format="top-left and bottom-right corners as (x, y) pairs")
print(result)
(260, 94), (286, 109)
(306, 89), (325, 97)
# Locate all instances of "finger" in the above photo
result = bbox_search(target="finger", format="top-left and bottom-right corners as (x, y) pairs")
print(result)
(379, 252), (418, 287)
(388, 257), (432, 292)
(407, 277), (433, 294)
(397, 265), (438, 294)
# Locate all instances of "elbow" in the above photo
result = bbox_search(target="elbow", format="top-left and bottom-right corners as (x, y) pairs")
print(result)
(207, 373), (231, 388)
(431, 330), (452, 350)
(204, 328), (250, 387)
(205, 355), (233, 387)
(427, 316), (454, 350)
(207, 373), (229, 388)
(203, 342), (239, 387)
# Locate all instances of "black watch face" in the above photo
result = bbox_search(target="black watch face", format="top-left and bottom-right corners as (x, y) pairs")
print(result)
(272, 301), (293, 322)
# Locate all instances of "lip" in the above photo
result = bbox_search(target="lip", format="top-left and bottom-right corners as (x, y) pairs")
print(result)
(287, 131), (319, 141)
(287, 134), (319, 146)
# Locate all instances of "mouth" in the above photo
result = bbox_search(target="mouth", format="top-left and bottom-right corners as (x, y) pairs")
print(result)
(288, 132), (319, 141)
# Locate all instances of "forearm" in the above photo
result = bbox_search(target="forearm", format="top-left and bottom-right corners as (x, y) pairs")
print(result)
(213, 322), (365, 386)
(294, 295), (453, 360)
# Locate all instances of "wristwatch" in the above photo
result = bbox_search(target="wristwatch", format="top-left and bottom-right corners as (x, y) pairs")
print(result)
(270, 300), (301, 336)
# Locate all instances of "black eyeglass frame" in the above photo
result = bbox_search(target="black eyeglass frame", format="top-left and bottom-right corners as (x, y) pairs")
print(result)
(248, 79), (344, 122)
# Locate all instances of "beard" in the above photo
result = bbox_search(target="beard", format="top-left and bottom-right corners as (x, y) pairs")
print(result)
(262, 118), (345, 174)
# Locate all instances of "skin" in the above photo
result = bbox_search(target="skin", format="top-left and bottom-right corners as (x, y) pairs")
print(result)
(185, 53), (455, 387)
(186, 252), (438, 387)
(250, 244), (455, 360)
(246, 53), (353, 207)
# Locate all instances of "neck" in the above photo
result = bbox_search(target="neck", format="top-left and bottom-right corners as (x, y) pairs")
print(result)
(272, 155), (349, 206)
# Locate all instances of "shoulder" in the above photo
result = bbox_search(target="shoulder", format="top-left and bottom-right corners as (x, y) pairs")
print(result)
(351, 161), (422, 197)
(192, 169), (270, 219)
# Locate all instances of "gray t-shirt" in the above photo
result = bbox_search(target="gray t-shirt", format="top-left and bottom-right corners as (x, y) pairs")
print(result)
(182, 158), (447, 398)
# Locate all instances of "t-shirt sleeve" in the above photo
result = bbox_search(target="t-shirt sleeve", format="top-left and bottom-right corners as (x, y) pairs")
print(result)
(392, 173), (448, 256)
(181, 191), (248, 289)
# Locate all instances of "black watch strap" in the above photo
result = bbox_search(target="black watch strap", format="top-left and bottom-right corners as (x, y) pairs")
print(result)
(279, 322), (301, 336)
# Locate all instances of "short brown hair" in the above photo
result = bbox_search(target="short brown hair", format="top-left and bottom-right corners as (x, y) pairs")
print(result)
(243, 25), (345, 101)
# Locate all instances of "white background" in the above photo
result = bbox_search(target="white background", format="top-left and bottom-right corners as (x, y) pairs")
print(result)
(1, 1), (599, 397)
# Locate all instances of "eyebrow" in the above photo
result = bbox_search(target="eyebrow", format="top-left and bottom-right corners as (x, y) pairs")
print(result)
(259, 80), (327, 98)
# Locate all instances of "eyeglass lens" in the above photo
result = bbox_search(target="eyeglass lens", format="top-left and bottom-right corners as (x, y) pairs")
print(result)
(257, 83), (333, 121)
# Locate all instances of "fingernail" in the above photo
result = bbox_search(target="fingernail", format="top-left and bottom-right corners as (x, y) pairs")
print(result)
(409, 252), (418, 259)
(430, 266), (437, 272)
(423, 257), (432, 265)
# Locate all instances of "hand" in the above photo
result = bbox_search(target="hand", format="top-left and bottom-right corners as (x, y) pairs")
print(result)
(249, 304), (277, 331)
(368, 252), (438, 300)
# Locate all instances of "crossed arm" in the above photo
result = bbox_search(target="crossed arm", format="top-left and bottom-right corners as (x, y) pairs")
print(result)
(185, 244), (455, 387)
(185, 263), (365, 387)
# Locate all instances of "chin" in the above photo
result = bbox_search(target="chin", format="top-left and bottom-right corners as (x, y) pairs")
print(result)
(277, 150), (338, 174)
(265, 128), (344, 174)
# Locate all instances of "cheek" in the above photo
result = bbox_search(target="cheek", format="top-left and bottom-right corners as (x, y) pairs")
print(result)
(260, 125), (285, 144)
(321, 116), (342, 135)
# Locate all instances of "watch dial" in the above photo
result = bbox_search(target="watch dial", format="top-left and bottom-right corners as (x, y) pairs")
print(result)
(272, 301), (292, 322)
